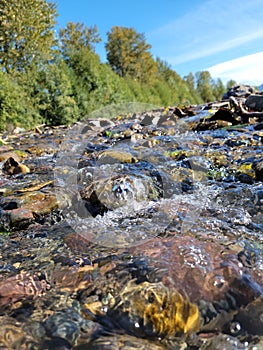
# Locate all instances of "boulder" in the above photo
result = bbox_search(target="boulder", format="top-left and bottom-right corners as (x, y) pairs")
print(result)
(223, 84), (255, 99)
(245, 94), (263, 111)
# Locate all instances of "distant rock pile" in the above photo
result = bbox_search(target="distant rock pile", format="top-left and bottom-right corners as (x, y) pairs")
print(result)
(222, 84), (256, 99)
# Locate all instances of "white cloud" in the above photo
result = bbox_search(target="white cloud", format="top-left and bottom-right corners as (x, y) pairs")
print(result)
(207, 52), (263, 85)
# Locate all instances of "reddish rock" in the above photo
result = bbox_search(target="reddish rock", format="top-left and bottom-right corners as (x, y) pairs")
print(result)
(129, 236), (262, 306)
(52, 265), (93, 292)
(0, 273), (48, 306)
(6, 207), (34, 227)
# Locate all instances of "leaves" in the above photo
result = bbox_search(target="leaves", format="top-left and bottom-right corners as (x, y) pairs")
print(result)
(59, 22), (101, 59)
(0, 2), (232, 131)
(106, 26), (157, 84)
(0, 0), (57, 73)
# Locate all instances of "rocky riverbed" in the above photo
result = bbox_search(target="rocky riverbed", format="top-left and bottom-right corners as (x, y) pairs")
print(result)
(0, 87), (263, 349)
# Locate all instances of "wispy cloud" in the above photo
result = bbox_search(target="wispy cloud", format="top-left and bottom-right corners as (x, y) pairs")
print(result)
(149, 0), (263, 65)
(164, 29), (263, 65)
(207, 52), (263, 85)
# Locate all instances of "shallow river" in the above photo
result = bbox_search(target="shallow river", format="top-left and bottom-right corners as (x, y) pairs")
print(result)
(0, 103), (263, 349)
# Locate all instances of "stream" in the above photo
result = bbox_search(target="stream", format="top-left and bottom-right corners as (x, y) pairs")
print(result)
(0, 102), (263, 349)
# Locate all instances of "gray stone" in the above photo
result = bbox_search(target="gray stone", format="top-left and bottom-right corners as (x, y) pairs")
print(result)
(245, 94), (263, 111)
(223, 84), (255, 99)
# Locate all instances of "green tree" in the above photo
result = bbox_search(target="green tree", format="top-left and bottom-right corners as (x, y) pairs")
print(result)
(155, 58), (201, 105)
(0, 0), (57, 73)
(34, 60), (79, 125)
(59, 22), (101, 59)
(212, 78), (225, 101)
(156, 58), (173, 80)
(196, 71), (215, 102)
(0, 69), (40, 131)
(58, 22), (134, 118)
(106, 26), (157, 84)
(226, 79), (237, 89)
(184, 72), (195, 91)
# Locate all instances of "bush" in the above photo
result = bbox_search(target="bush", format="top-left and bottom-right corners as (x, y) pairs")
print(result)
(0, 70), (40, 131)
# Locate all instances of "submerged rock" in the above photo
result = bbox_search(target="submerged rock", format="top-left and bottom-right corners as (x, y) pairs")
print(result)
(0, 272), (48, 307)
(129, 236), (262, 304)
(105, 281), (200, 338)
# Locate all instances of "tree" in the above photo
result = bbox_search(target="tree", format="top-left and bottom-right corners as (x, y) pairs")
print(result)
(59, 22), (101, 59)
(106, 26), (157, 84)
(0, 69), (40, 131)
(156, 57), (172, 80)
(226, 79), (237, 89)
(0, 0), (57, 73)
(184, 72), (195, 91)
(212, 78), (225, 101)
(35, 59), (79, 125)
(196, 71), (215, 102)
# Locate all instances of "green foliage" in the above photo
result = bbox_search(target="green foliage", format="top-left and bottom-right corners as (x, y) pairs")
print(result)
(0, 69), (41, 131)
(0, 1), (232, 131)
(59, 22), (101, 59)
(196, 71), (215, 102)
(34, 60), (79, 125)
(184, 72), (195, 91)
(212, 78), (225, 101)
(0, 0), (57, 73)
(156, 59), (202, 105)
(226, 79), (237, 89)
(106, 26), (157, 84)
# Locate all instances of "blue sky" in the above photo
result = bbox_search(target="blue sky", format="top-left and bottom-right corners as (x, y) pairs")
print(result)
(55, 0), (263, 85)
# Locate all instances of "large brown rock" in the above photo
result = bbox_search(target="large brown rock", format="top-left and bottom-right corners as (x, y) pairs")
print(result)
(129, 236), (262, 306)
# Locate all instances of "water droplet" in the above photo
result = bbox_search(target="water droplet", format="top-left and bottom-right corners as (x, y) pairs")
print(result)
(212, 275), (225, 289)
(230, 321), (241, 335)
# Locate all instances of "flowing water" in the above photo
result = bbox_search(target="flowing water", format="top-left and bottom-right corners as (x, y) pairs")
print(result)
(0, 104), (263, 349)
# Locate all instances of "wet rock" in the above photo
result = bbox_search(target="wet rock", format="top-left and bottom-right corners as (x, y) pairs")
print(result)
(2, 157), (30, 175)
(0, 316), (40, 349)
(233, 296), (263, 335)
(1, 107), (263, 348)
(209, 108), (238, 125)
(44, 308), (89, 345)
(52, 265), (93, 293)
(0, 272), (48, 307)
(75, 334), (174, 349)
(129, 236), (262, 309)
(97, 149), (138, 164)
(105, 281), (200, 338)
(198, 333), (254, 350)
(253, 122), (263, 130)
(245, 94), (263, 111)
(81, 165), (163, 213)
(4, 207), (35, 228)
(0, 191), (59, 229)
(21, 191), (58, 215)
(254, 160), (263, 181)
